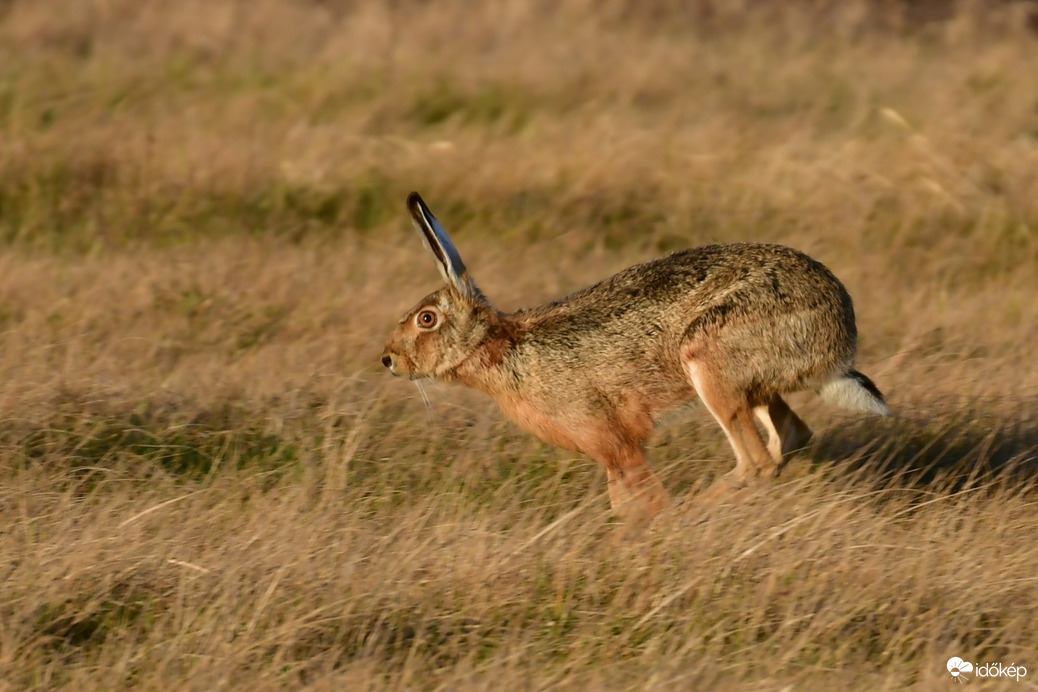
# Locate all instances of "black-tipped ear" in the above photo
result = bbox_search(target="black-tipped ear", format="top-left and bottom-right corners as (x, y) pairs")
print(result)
(407, 192), (479, 300)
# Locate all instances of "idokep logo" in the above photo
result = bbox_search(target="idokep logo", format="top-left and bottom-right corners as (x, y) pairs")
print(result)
(947, 658), (973, 683)
(947, 656), (1028, 683)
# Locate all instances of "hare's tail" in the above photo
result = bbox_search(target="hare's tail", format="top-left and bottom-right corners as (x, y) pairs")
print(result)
(818, 369), (893, 417)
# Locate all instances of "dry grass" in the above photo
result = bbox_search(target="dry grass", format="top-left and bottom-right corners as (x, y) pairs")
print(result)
(1, 1), (1037, 689)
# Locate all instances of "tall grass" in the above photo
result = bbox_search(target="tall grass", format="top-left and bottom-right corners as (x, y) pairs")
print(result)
(0, 2), (1036, 689)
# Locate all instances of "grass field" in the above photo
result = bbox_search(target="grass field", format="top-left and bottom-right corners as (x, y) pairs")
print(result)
(1, 1), (1037, 689)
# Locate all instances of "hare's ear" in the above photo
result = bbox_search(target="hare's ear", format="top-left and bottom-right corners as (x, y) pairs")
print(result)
(407, 192), (481, 301)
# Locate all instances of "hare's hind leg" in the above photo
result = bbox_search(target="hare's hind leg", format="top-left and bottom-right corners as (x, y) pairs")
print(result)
(685, 359), (776, 487)
(753, 396), (813, 466)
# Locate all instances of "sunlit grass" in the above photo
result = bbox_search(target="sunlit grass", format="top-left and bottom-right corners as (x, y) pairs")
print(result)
(0, 1), (1036, 689)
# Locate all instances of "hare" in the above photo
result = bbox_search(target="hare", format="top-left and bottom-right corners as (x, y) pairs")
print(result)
(382, 192), (892, 523)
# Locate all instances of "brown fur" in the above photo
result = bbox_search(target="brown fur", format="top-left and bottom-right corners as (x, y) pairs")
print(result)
(383, 193), (890, 522)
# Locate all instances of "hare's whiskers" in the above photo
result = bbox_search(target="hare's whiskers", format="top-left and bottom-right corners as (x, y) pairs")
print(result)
(413, 380), (432, 410)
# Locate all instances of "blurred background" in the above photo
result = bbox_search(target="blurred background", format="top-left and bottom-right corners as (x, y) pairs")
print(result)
(1, 1), (1036, 689)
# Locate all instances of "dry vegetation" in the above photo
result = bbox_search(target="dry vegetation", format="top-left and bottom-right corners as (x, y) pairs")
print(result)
(1, 1), (1037, 689)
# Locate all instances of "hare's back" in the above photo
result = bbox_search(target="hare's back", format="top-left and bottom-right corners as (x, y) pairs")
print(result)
(664, 242), (855, 327)
(529, 243), (857, 389)
(566, 243), (853, 322)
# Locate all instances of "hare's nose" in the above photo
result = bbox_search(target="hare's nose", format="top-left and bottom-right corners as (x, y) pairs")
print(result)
(381, 353), (393, 368)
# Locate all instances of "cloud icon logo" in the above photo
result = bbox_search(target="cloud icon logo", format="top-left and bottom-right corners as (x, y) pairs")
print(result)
(947, 657), (974, 682)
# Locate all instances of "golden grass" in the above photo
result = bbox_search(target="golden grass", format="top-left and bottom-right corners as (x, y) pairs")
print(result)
(1, 1), (1036, 689)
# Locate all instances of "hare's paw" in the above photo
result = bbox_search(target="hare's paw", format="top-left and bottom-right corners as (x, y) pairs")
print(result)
(704, 471), (747, 500)
(606, 469), (670, 527)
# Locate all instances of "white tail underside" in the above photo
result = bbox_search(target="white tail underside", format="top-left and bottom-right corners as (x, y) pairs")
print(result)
(818, 376), (893, 417)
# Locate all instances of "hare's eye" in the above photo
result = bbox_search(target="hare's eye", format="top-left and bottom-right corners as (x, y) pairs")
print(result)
(416, 310), (438, 329)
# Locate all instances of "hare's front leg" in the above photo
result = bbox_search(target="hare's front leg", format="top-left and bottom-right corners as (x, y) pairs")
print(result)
(597, 446), (670, 524)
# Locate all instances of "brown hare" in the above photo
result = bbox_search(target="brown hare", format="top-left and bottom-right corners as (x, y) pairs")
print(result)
(382, 192), (891, 523)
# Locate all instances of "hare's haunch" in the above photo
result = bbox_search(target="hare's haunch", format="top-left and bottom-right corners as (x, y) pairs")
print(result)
(382, 192), (891, 522)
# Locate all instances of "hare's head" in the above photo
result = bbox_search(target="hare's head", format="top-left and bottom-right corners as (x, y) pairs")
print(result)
(381, 193), (493, 381)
